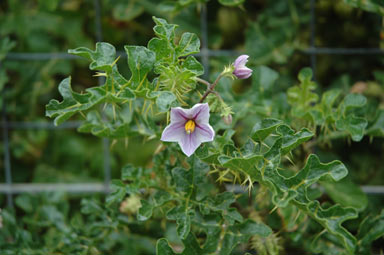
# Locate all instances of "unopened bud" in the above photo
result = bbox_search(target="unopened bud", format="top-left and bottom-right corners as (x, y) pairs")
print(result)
(233, 55), (252, 79)
(222, 114), (233, 125)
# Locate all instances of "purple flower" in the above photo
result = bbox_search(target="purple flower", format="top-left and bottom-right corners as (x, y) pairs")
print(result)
(233, 55), (252, 79)
(161, 103), (215, 157)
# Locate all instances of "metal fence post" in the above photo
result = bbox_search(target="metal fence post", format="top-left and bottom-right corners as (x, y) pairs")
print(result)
(310, 0), (317, 81)
(200, 3), (210, 79)
(1, 61), (14, 208)
(94, 0), (111, 193)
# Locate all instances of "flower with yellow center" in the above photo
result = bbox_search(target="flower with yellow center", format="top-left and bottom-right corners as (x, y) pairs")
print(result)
(161, 103), (215, 157)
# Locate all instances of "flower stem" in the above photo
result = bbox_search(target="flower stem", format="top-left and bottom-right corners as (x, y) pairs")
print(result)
(199, 73), (223, 103)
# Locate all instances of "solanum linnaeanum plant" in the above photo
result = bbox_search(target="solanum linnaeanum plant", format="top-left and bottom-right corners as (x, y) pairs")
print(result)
(41, 17), (384, 255)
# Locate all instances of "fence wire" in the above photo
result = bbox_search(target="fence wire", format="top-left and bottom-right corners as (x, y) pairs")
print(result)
(2, 0), (384, 208)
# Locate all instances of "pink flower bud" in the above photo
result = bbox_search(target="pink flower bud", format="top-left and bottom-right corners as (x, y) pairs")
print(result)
(233, 55), (252, 79)
(222, 114), (232, 125)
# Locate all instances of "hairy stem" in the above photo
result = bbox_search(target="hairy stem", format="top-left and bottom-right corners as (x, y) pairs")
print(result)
(199, 74), (223, 103)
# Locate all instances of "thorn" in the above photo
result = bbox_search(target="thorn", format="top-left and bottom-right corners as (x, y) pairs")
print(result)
(79, 111), (86, 119)
(285, 155), (295, 165)
(269, 205), (278, 214)
(112, 55), (121, 67)
(112, 104), (116, 121)
(94, 72), (107, 77)
(110, 139), (117, 149)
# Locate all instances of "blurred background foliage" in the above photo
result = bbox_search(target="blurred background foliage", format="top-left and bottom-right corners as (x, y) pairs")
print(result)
(1, 0), (384, 254)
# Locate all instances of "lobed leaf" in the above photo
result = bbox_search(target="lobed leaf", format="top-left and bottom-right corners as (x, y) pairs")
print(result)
(46, 77), (106, 126)
(175, 32), (200, 57)
(68, 42), (116, 72)
(182, 56), (204, 76)
(321, 179), (368, 211)
(125, 45), (156, 89)
(152, 16), (178, 41)
(251, 118), (282, 141)
(335, 116), (368, 142)
(156, 238), (175, 255)
(156, 91), (178, 112)
(356, 209), (384, 254)
(276, 125), (314, 155)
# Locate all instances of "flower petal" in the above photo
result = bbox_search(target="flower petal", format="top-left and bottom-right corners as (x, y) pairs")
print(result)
(161, 122), (185, 142)
(233, 55), (249, 68)
(170, 107), (189, 124)
(189, 103), (210, 124)
(233, 67), (252, 79)
(179, 132), (201, 157)
(195, 123), (215, 142)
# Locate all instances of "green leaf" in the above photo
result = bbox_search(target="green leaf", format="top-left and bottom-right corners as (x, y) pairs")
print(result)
(106, 180), (126, 207)
(172, 157), (213, 201)
(356, 209), (384, 254)
(175, 32), (200, 57)
(276, 125), (314, 155)
(166, 205), (194, 240)
(68, 42), (117, 72)
(366, 109), (384, 136)
(344, 0), (384, 15)
(153, 190), (172, 206)
(321, 89), (342, 114)
(287, 67), (318, 117)
(218, 0), (245, 6)
(172, 167), (193, 194)
(156, 238), (175, 255)
(225, 208), (244, 223)
(156, 91), (177, 112)
(218, 154), (263, 180)
(339, 93), (367, 114)
(218, 220), (272, 255)
(182, 56), (204, 76)
(15, 195), (34, 213)
(335, 93), (368, 141)
(152, 16), (178, 41)
(335, 116), (368, 142)
(205, 192), (236, 212)
(321, 178), (368, 211)
(252, 66), (279, 92)
(187, 156), (213, 201)
(181, 233), (204, 255)
(148, 37), (172, 61)
(122, 164), (144, 181)
(267, 152), (356, 253)
(316, 89), (342, 124)
(137, 199), (154, 221)
(46, 77), (106, 125)
(251, 118), (282, 141)
(81, 199), (103, 215)
(298, 67), (313, 82)
(124, 45), (156, 89)
(0, 37), (16, 61)
(305, 202), (358, 254)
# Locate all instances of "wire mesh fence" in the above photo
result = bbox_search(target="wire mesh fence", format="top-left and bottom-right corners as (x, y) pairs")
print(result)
(2, 0), (384, 209)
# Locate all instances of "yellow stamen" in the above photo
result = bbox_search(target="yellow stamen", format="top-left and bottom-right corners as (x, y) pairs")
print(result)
(185, 120), (195, 134)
